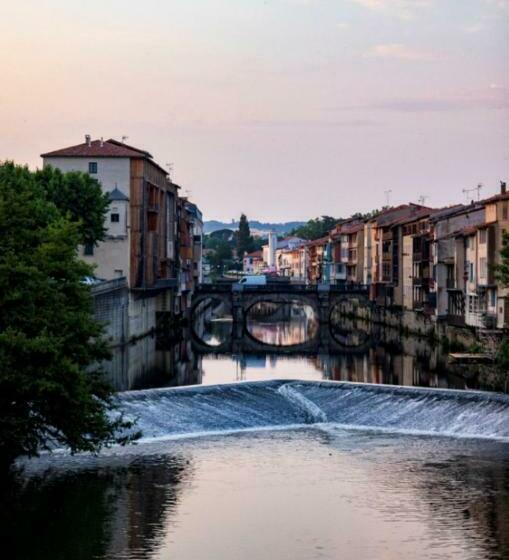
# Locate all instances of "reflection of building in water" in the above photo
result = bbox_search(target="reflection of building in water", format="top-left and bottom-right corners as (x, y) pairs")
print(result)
(107, 333), (202, 391)
(3, 457), (192, 560)
(312, 346), (466, 390)
(406, 454), (509, 559)
(106, 457), (190, 558)
(247, 314), (319, 346)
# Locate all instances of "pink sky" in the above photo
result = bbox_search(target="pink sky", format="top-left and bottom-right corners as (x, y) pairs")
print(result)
(1, 0), (508, 221)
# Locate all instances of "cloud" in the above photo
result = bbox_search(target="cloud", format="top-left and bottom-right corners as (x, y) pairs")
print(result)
(365, 43), (435, 60)
(240, 118), (380, 128)
(325, 86), (509, 113)
(336, 22), (350, 29)
(349, 0), (432, 20)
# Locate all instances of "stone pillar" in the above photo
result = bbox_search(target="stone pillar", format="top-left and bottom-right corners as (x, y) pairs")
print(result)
(231, 290), (245, 340)
(317, 284), (331, 324)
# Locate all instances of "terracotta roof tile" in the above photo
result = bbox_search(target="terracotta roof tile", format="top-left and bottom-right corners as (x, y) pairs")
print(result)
(41, 138), (151, 159)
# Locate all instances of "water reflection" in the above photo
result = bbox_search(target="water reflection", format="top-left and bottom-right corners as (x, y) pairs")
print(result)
(192, 296), (232, 347)
(1, 455), (190, 560)
(104, 312), (492, 393)
(7, 431), (509, 560)
(246, 302), (318, 346)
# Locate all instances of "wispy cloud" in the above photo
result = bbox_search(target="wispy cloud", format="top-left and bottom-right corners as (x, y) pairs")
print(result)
(365, 43), (436, 61)
(349, 0), (432, 20)
(327, 86), (509, 113)
(240, 118), (380, 128)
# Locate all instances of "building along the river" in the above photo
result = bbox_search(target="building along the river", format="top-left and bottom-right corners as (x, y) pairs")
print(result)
(42, 135), (203, 384)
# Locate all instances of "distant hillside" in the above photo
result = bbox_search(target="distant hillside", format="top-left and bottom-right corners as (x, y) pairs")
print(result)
(204, 220), (305, 236)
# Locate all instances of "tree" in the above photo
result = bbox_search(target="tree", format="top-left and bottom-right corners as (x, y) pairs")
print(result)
(35, 165), (110, 245)
(291, 216), (340, 240)
(495, 230), (509, 288)
(494, 228), (509, 372)
(208, 240), (233, 273)
(237, 214), (254, 257)
(0, 162), (135, 469)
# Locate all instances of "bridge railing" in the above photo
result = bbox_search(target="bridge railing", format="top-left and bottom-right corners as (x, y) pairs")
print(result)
(195, 282), (369, 296)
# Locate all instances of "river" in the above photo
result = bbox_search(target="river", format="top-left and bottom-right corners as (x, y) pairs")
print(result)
(3, 310), (509, 560)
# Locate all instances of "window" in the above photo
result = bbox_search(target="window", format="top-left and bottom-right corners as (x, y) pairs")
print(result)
(479, 229), (487, 244)
(88, 162), (98, 174)
(480, 257), (487, 279)
(110, 213), (120, 223)
(490, 290), (496, 308)
(83, 242), (94, 256)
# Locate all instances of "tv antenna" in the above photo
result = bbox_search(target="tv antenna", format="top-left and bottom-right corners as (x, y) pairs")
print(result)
(166, 163), (174, 179)
(384, 189), (392, 206)
(462, 183), (482, 204)
(418, 195), (429, 206)
(121, 135), (129, 143)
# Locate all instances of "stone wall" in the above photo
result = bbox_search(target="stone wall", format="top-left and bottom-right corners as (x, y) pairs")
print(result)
(91, 278), (176, 390)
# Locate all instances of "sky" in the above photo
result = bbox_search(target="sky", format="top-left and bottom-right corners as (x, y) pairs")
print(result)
(1, 0), (508, 221)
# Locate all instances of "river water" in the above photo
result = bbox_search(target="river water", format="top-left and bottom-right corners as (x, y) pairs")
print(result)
(4, 313), (509, 560)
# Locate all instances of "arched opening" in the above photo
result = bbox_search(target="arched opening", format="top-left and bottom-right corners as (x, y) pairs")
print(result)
(192, 296), (232, 348)
(245, 299), (318, 347)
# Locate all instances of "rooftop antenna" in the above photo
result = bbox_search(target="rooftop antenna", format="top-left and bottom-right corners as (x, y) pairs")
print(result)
(462, 183), (483, 204)
(418, 195), (429, 206)
(121, 135), (128, 144)
(384, 189), (392, 206)
(166, 163), (174, 179)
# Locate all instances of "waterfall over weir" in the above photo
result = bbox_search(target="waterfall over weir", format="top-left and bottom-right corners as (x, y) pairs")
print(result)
(117, 380), (509, 442)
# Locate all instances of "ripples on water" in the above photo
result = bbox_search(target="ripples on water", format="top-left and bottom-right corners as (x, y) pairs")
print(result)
(4, 315), (509, 560)
(6, 428), (509, 560)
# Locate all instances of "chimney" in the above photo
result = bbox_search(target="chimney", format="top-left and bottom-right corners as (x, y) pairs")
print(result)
(501, 181), (507, 195)
(100, 137), (104, 147)
(85, 134), (91, 147)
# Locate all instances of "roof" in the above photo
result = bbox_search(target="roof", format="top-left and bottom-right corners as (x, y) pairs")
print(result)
(245, 250), (263, 259)
(482, 191), (509, 204)
(41, 137), (170, 176)
(305, 236), (329, 247)
(340, 222), (364, 235)
(371, 204), (431, 228)
(108, 187), (129, 201)
(42, 138), (152, 159)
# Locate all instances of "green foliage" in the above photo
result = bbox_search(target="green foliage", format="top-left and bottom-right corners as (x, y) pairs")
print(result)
(0, 162), (136, 469)
(237, 213), (254, 257)
(496, 338), (509, 372)
(290, 215), (340, 240)
(495, 231), (509, 288)
(35, 165), (110, 245)
(207, 239), (233, 274)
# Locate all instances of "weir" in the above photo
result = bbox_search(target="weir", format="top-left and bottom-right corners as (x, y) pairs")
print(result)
(117, 380), (509, 442)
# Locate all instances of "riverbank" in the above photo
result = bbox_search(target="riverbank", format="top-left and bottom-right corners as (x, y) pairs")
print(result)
(330, 301), (509, 392)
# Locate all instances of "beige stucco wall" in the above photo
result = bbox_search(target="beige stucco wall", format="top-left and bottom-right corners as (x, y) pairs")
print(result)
(43, 156), (131, 197)
(44, 156), (131, 281)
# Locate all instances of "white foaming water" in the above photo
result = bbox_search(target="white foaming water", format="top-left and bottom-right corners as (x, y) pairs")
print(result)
(277, 383), (327, 424)
(116, 380), (509, 443)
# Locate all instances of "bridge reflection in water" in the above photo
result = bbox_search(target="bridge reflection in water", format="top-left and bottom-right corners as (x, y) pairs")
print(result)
(190, 283), (375, 355)
(104, 284), (483, 392)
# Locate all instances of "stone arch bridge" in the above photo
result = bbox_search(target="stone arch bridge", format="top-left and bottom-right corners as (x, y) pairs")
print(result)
(190, 283), (373, 354)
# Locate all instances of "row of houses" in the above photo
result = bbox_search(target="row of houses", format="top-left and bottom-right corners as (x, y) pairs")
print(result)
(42, 136), (203, 316)
(244, 183), (509, 329)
